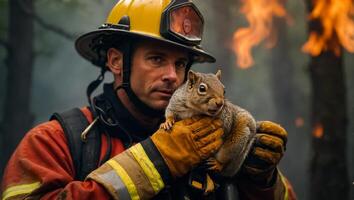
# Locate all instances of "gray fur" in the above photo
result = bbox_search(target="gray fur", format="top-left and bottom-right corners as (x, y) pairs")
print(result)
(164, 70), (256, 177)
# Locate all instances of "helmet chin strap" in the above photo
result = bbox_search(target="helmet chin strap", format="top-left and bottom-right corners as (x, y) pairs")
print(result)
(87, 67), (106, 109)
(114, 42), (165, 118)
(87, 40), (193, 119)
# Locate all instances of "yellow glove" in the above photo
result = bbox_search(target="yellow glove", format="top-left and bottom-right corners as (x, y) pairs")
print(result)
(151, 117), (224, 178)
(241, 121), (287, 185)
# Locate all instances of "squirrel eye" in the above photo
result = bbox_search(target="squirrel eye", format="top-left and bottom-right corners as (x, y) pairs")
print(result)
(198, 83), (207, 93)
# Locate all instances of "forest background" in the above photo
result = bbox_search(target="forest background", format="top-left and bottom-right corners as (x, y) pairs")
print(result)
(0, 0), (353, 199)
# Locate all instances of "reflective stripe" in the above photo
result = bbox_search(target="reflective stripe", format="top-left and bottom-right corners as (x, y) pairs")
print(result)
(129, 143), (164, 193)
(98, 170), (131, 200)
(2, 182), (41, 200)
(107, 159), (140, 200)
(279, 171), (289, 200)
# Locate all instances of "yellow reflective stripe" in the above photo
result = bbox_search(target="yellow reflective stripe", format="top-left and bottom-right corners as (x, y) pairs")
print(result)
(2, 182), (41, 200)
(129, 143), (164, 193)
(279, 171), (289, 200)
(107, 159), (140, 200)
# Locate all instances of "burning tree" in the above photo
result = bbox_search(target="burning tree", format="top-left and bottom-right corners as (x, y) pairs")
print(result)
(232, 0), (288, 68)
(232, 0), (296, 128)
(303, 0), (353, 199)
(232, 0), (353, 198)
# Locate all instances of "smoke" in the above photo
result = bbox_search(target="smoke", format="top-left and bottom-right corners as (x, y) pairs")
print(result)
(1, 0), (353, 199)
(31, 0), (116, 123)
(195, 0), (310, 199)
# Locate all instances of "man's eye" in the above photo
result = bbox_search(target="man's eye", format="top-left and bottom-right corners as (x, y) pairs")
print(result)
(149, 56), (163, 64)
(175, 61), (187, 70)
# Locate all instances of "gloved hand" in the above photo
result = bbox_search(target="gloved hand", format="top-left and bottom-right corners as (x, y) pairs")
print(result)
(240, 121), (287, 186)
(151, 117), (224, 178)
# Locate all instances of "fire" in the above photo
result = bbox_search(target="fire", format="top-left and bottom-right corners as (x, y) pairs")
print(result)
(312, 123), (324, 138)
(302, 0), (354, 56)
(295, 117), (304, 128)
(232, 0), (289, 68)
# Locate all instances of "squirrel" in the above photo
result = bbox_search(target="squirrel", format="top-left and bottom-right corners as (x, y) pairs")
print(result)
(161, 70), (256, 177)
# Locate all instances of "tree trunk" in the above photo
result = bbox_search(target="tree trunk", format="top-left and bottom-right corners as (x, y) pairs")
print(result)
(269, 16), (295, 128)
(1, 0), (34, 177)
(212, 0), (233, 82)
(309, 51), (349, 200)
(305, 1), (350, 198)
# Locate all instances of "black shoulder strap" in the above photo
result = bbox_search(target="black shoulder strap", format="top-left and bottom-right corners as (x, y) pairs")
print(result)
(50, 108), (101, 181)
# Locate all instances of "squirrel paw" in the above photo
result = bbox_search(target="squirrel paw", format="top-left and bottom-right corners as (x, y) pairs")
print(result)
(206, 157), (224, 172)
(160, 117), (175, 130)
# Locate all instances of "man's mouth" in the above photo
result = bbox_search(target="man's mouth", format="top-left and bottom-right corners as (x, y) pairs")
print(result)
(155, 89), (174, 98)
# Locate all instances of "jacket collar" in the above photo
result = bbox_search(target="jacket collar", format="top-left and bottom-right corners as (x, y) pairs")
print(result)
(93, 83), (163, 146)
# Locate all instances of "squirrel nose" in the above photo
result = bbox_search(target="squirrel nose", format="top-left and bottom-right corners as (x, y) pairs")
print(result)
(215, 99), (224, 108)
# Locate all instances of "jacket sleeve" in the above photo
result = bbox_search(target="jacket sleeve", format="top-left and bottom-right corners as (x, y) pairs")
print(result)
(236, 169), (297, 200)
(86, 138), (173, 200)
(1, 120), (111, 200)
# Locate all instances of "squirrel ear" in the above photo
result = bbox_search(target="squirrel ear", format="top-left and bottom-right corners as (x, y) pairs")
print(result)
(188, 70), (198, 88)
(216, 69), (221, 80)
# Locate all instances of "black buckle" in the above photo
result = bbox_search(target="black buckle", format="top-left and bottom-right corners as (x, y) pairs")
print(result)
(188, 169), (207, 194)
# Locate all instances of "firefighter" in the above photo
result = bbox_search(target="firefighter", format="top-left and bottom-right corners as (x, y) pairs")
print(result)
(1, 0), (296, 199)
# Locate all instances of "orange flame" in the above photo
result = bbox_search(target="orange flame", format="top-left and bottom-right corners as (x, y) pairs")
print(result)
(232, 0), (288, 68)
(295, 117), (304, 128)
(312, 123), (324, 138)
(302, 0), (354, 56)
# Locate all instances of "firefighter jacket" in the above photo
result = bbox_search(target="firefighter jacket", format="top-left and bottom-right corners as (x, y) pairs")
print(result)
(1, 84), (296, 200)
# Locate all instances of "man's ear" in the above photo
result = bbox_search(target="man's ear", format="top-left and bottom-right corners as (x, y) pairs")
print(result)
(106, 48), (123, 75)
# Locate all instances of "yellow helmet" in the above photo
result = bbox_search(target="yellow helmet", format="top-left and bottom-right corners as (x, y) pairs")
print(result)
(75, 0), (215, 66)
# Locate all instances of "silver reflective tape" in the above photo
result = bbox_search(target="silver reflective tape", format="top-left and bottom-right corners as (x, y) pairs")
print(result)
(99, 170), (131, 200)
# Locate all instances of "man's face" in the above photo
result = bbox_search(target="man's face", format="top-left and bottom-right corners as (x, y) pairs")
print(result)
(130, 40), (189, 111)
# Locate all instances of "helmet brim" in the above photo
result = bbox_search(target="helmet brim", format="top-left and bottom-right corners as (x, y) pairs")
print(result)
(75, 28), (216, 67)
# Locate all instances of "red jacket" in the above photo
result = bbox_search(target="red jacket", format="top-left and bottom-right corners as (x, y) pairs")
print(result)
(1, 107), (296, 200)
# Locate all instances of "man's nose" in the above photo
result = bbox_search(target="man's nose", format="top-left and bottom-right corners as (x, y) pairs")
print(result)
(162, 63), (178, 82)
